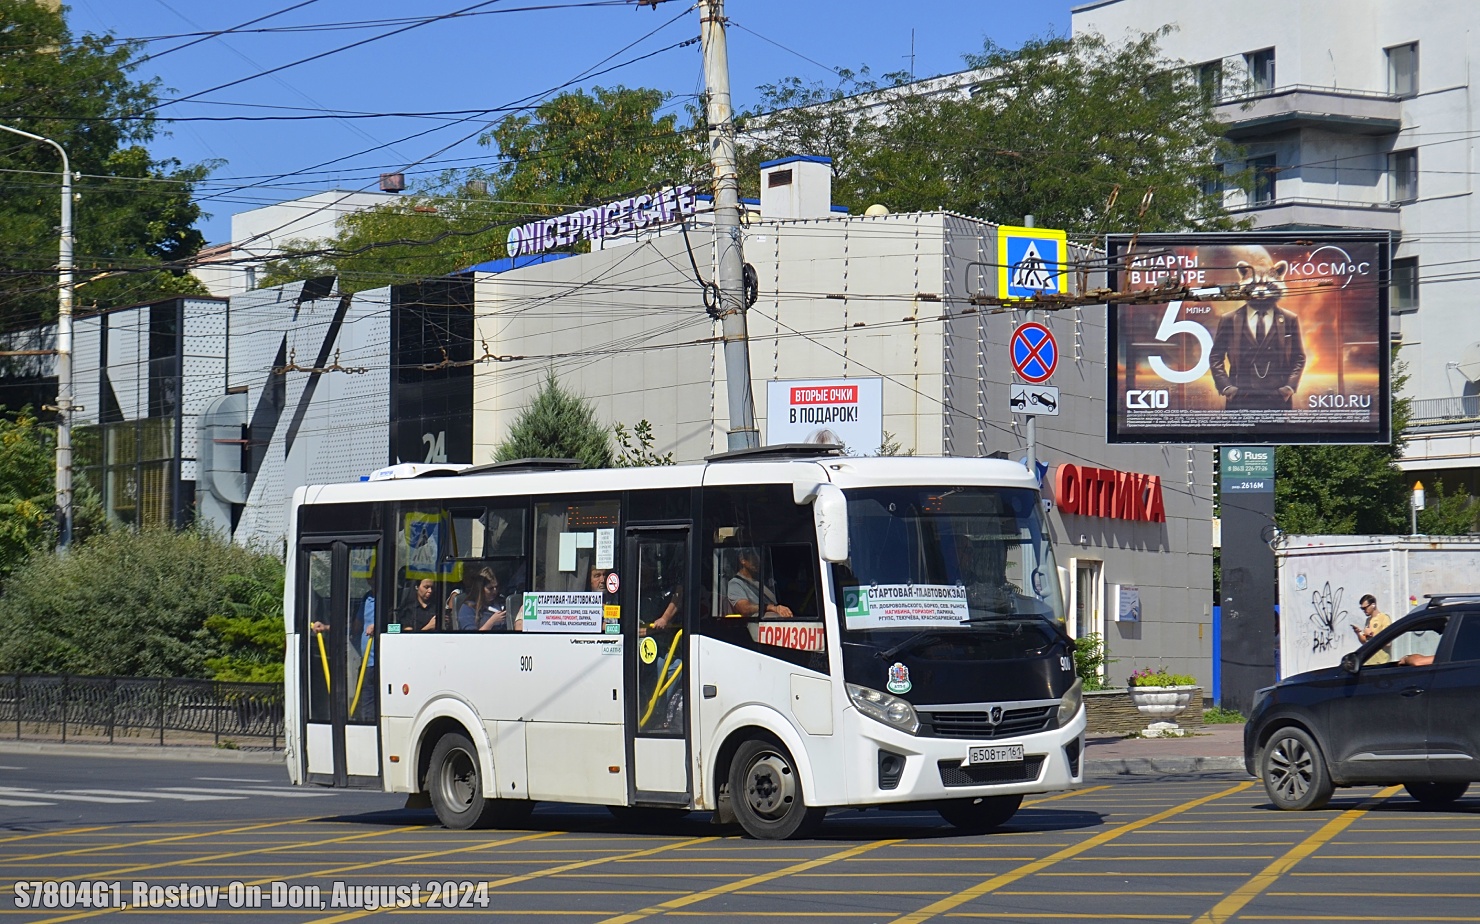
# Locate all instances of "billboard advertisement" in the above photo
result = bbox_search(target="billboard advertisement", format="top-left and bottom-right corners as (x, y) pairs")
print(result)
(766, 377), (883, 452)
(1107, 233), (1390, 445)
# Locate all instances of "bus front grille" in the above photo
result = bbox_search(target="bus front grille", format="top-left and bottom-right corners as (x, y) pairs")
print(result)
(918, 706), (1056, 739)
(937, 756), (1045, 787)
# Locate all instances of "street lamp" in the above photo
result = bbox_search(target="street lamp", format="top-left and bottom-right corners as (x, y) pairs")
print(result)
(0, 123), (74, 549)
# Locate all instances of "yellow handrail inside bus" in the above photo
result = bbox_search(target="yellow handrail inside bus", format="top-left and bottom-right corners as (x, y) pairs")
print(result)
(349, 635), (373, 717)
(315, 630), (331, 695)
(640, 630), (684, 729)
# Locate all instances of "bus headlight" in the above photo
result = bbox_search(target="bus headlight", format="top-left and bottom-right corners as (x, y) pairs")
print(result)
(1057, 679), (1083, 727)
(847, 683), (920, 735)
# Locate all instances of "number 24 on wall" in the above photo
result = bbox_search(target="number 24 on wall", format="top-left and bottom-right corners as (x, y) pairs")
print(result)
(422, 431), (447, 463)
(1145, 301), (1212, 385)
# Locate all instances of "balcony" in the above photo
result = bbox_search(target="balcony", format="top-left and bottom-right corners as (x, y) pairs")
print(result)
(1227, 196), (1402, 232)
(1401, 397), (1480, 474)
(1216, 85), (1402, 139)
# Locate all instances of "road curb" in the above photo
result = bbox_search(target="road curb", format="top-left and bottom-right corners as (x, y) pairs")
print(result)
(0, 740), (285, 765)
(1086, 756), (1250, 776)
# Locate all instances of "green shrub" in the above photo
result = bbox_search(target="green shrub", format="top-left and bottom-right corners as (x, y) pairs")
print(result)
(1073, 633), (1111, 691)
(1127, 667), (1197, 688)
(0, 528), (282, 678)
(1202, 706), (1246, 724)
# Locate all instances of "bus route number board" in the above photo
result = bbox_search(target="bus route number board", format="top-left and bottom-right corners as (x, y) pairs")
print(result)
(967, 744), (1024, 765)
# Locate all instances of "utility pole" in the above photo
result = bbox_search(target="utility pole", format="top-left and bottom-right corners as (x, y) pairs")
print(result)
(698, 0), (759, 450)
(0, 124), (73, 548)
(1022, 214), (1037, 478)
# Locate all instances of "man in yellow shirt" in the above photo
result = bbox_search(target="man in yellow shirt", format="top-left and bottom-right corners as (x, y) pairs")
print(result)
(1355, 594), (1391, 664)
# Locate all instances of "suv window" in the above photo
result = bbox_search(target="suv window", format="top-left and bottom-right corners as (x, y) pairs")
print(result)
(1450, 614), (1480, 663)
(1365, 616), (1448, 668)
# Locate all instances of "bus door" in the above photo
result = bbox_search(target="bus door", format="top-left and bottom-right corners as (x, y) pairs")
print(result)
(300, 536), (383, 788)
(624, 526), (692, 805)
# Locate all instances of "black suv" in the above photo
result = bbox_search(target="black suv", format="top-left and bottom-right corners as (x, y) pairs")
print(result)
(1245, 594), (1480, 810)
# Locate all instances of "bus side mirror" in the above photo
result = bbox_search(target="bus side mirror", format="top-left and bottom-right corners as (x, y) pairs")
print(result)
(1340, 652), (1359, 674)
(796, 482), (849, 563)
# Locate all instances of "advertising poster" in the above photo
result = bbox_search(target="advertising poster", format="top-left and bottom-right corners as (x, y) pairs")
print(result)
(1107, 233), (1390, 445)
(841, 584), (969, 630)
(766, 377), (883, 451)
(522, 592), (603, 633)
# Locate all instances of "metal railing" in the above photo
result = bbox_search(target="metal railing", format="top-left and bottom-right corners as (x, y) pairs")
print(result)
(1215, 83), (1401, 106)
(1409, 396), (1480, 427)
(0, 675), (283, 750)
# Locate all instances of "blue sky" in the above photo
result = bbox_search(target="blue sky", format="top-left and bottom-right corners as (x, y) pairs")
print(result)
(67, 1), (1081, 244)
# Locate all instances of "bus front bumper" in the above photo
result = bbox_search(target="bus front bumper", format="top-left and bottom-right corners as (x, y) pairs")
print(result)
(841, 705), (1086, 806)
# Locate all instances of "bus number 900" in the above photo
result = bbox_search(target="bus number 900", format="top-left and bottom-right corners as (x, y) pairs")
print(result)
(519, 656), (533, 672)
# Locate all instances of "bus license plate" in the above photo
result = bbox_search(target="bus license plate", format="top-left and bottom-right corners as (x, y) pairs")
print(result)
(966, 744), (1024, 765)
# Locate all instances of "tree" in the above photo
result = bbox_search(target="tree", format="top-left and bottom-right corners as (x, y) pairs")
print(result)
(614, 419), (674, 467)
(262, 86), (705, 294)
(1275, 350), (1476, 536)
(0, 409), (54, 588)
(494, 371), (613, 468)
(740, 31), (1239, 235)
(0, 1), (210, 326)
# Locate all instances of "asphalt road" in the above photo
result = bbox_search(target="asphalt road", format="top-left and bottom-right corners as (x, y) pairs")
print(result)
(1, 752), (1478, 923)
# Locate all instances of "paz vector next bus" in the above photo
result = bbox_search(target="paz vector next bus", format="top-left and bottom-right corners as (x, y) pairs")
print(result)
(283, 446), (1085, 839)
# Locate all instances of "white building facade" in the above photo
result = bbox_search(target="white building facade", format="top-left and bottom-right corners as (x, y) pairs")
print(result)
(1074, 0), (1480, 493)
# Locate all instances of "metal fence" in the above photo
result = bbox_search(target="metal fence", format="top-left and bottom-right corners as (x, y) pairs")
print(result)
(0, 675), (283, 750)
(1410, 396), (1480, 427)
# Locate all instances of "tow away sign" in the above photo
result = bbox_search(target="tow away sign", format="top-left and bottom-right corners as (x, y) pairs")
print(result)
(1010, 384), (1060, 416)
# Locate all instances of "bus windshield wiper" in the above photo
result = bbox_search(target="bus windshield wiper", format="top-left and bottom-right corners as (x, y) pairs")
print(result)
(878, 630), (944, 660)
(959, 611), (1014, 624)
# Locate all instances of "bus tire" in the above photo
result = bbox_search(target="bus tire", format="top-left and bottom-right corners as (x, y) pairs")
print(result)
(427, 732), (504, 830)
(728, 738), (825, 840)
(937, 794), (1022, 832)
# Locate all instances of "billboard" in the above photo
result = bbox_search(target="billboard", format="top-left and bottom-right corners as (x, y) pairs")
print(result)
(1107, 232), (1390, 445)
(766, 377), (883, 452)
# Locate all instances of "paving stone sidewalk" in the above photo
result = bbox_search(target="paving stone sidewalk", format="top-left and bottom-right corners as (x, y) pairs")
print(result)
(1084, 722), (1249, 776)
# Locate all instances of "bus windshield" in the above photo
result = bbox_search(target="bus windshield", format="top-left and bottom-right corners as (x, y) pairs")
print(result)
(834, 486), (1065, 652)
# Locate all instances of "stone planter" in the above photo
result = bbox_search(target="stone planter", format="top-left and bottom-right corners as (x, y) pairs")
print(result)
(1127, 685), (1197, 737)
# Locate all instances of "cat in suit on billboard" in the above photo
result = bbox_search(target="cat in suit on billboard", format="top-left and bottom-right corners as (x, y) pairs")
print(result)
(1209, 248), (1306, 409)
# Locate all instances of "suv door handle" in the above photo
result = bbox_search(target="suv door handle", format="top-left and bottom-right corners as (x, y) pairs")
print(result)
(1401, 687), (1426, 697)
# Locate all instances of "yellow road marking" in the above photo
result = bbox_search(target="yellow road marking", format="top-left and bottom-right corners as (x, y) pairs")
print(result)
(1190, 785), (1401, 924)
(593, 839), (899, 924)
(0, 819), (311, 888)
(0, 825), (112, 845)
(308, 835), (717, 924)
(886, 780), (1254, 924)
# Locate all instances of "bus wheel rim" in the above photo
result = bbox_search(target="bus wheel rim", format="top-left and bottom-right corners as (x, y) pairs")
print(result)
(744, 752), (796, 818)
(440, 747), (478, 809)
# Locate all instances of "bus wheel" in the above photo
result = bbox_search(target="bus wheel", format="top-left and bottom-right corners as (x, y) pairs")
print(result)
(427, 732), (506, 830)
(937, 794), (1022, 832)
(729, 738), (825, 840)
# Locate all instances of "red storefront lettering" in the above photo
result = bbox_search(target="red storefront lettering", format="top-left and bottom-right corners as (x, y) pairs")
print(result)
(1053, 464), (1165, 523)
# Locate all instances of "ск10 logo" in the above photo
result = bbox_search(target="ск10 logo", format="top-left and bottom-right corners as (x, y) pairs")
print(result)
(1126, 389), (1170, 409)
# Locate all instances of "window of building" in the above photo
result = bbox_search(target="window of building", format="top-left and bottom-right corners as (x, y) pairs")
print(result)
(1248, 154), (1277, 205)
(1387, 42), (1418, 98)
(1245, 48), (1276, 93)
(1196, 60), (1224, 101)
(1390, 148), (1418, 202)
(1391, 256), (1419, 312)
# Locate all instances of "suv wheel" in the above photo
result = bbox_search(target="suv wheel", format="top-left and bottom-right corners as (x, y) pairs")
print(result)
(1404, 781), (1469, 805)
(1260, 727), (1333, 811)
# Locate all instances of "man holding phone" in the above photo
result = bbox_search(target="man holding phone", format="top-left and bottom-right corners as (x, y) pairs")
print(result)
(1354, 594), (1391, 664)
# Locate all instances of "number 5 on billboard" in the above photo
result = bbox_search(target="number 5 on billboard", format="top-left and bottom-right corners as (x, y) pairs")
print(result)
(1145, 301), (1212, 384)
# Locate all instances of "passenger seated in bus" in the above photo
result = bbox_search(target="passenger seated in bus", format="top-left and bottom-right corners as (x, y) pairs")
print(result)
(726, 548), (793, 619)
(447, 566), (506, 631)
(395, 578), (439, 632)
(588, 566), (609, 594)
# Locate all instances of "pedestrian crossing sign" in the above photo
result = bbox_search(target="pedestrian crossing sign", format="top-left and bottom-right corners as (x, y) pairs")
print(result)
(998, 226), (1068, 300)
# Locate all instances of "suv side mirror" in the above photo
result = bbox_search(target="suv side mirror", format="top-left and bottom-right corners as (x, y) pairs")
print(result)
(1340, 652), (1359, 674)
